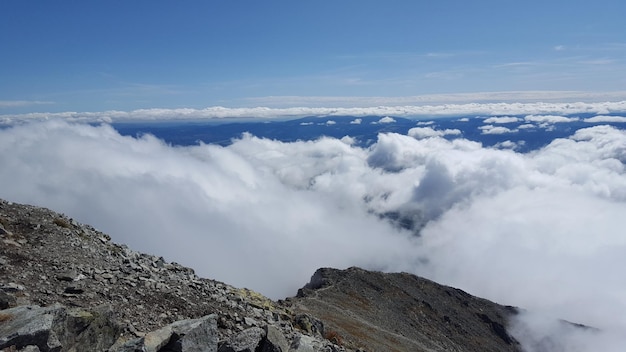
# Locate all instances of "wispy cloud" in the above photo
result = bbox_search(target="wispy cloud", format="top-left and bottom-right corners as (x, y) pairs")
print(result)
(242, 91), (626, 108)
(0, 100), (54, 108)
(578, 58), (617, 65)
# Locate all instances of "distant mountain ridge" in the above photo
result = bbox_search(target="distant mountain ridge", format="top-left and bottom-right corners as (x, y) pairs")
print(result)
(291, 267), (520, 351)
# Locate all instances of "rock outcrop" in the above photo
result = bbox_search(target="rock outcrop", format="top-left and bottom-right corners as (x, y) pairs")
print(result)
(0, 198), (525, 351)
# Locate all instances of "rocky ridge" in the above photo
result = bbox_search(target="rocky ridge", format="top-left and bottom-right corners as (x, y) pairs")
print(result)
(0, 198), (524, 351)
(0, 199), (337, 351)
(291, 267), (521, 352)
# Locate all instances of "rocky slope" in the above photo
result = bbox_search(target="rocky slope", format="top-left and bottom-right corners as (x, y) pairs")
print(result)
(0, 198), (524, 351)
(289, 267), (520, 352)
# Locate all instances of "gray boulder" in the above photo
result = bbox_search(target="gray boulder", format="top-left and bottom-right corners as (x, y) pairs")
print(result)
(0, 290), (16, 310)
(259, 325), (289, 352)
(218, 326), (265, 352)
(288, 335), (316, 352)
(0, 304), (123, 352)
(144, 314), (217, 352)
(0, 305), (63, 352)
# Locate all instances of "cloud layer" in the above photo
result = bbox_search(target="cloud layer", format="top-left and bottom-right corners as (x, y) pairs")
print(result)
(2, 100), (626, 124)
(1, 120), (626, 350)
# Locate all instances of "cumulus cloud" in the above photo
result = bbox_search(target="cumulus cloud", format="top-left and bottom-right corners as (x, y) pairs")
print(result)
(493, 140), (525, 150)
(349, 118), (362, 124)
(524, 114), (580, 123)
(417, 120), (435, 125)
(483, 116), (520, 124)
(408, 127), (461, 139)
(479, 125), (518, 134)
(378, 116), (396, 123)
(1, 120), (626, 350)
(325, 120), (336, 125)
(584, 115), (626, 123)
(0, 121), (419, 298)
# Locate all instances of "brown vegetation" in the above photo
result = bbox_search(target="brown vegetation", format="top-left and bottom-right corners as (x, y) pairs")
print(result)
(324, 330), (343, 346)
(0, 312), (13, 322)
(53, 218), (71, 229)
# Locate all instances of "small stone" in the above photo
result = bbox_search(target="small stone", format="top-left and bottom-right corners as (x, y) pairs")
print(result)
(56, 271), (77, 282)
(2, 238), (21, 247)
(64, 286), (85, 294)
(2, 282), (25, 292)
(244, 317), (258, 327)
(0, 223), (10, 236)
(0, 290), (16, 309)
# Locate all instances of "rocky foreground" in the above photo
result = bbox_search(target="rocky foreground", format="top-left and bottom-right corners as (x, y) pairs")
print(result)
(0, 198), (524, 352)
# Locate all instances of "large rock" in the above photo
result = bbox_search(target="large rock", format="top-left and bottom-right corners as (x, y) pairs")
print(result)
(144, 314), (218, 352)
(0, 304), (123, 352)
(0, 305), (63, 352)
(218, 327), (265, 352)
(259, 325), (289, 352)
(288, 335), (315, 352)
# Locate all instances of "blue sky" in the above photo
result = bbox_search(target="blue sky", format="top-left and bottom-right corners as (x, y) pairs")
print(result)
(2, 0), (626, 114)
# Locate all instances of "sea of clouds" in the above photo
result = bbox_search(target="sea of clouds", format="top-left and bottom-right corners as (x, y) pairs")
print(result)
(1, 119), (626, 351)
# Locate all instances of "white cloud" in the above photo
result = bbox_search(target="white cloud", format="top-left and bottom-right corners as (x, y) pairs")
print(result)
(457, 117), (470, 122)
(408, 127), (461, 140)
(1, 121), (626, 350)
(584, 115), (626, 123)
(493, 140), (524, 150)
(417, 120), (435, 125)
(300, 122), (314, 126)
(325, 120), (336, 125)
(378, 116), (396, 124)
(525, 115), (580, 123)
(349, 118), (362, 124)
(483, 116), (520, 124)
(340, 136), (356, 145)
(518, 123), (536, 129)
(511, 311), (626, 352)
(479, 125), (518, 134)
